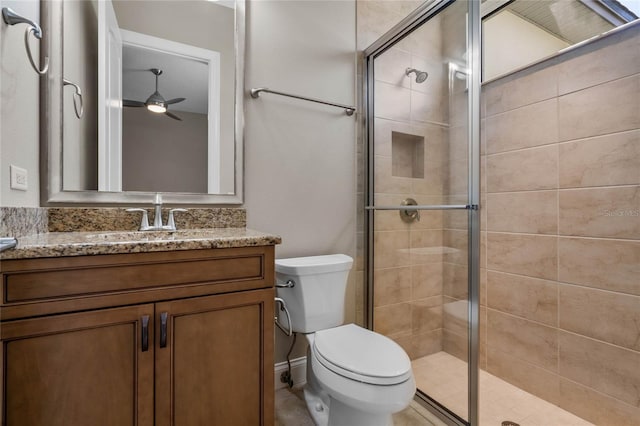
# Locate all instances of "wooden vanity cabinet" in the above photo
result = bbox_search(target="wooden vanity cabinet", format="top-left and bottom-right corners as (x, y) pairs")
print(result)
(0, 246), (275, 426)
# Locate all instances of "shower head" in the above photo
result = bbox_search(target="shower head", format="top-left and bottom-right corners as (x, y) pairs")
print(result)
(405, 67), (428, 83)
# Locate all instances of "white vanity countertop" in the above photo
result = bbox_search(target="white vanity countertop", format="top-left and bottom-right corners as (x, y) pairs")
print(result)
(0, 228), (282, 260)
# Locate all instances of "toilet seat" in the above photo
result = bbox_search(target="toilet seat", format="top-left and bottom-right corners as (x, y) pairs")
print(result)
(312, 324), (412, 386)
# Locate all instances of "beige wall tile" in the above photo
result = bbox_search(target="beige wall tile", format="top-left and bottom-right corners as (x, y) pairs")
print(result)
(356, 1), (406, 50)
(486, 145), (558, 193)
(487, 233), (558, 280)
(409, 329), (443, 359)
(409, 229), (444, 265)
(484, 65), (558, 116)
(443, 263), (468, 299)
(410, 89), (448, 124)
(558, 379), (639, 426)
(411, 209), (444, 231)
(559, 130), (640, 188)
(374, 81), (411, 122)
(443, 329), (468, 362)
(374, 47), (412, 89)
(480, 231), (486, 269)
(374, 302), (412, 337)
(395, 11), (442, 58)
(487, 191), (558, 234)
(412, 297), (443, 333)
(486, 347), (560, 405)
(480, 267), (487, 307)
(487, 271), (558, 326)
(559, 186), (640, 239)
(394, 328), (443, 361)
(374, 155), (412, 194)
(560, 284), (640, 352)
(443, 229), (468, 266)
(373, 267), (412, 307)
(559, 331), (640, 408)
(558, 74), (640, 142)
(374, 194), (418, 231)
(374, 230), (411, 269)
(487, 310), (558, 371)
(374, 119), (441, 158)
(411, 263), (443, 299)
(410, 55), (446, 96)
(485, 99), (558, 154)
(355, 270), (364, 314)
(443, 298), (468, 337)
(557, 25), (640, 95)
(558, 237), (640, 295)
(443, 207), (467, 231)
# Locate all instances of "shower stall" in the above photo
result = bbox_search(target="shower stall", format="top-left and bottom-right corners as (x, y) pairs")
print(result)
(361, 1), (639, 425)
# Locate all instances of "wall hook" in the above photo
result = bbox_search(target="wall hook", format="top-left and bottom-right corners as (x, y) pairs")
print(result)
(63, 78), (84, 119)
(2, 7), (49, 75)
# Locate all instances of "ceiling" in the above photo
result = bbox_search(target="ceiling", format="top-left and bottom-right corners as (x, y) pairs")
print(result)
(506, 0), (615, 44)
(122, 45), (210, 115)
(484, 0), (638, 45)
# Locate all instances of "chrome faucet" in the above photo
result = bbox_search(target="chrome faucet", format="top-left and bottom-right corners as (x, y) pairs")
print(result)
(152, 193), (163, 229)
(127, 194), (187, 231)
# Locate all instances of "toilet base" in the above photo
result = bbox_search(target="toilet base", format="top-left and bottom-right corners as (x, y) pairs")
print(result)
(328, 397), (393, 426)
(303, 384), (393, 426)
(303, 384), (329, 426)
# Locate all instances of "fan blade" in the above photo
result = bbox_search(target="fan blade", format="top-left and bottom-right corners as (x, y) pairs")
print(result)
(165, 111), (182, 121)
(165, 97), (186, 105)
(123, 99), (145, 107)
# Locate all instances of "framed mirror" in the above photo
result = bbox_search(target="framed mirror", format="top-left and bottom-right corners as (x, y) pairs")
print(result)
(41, 0), (245, 205)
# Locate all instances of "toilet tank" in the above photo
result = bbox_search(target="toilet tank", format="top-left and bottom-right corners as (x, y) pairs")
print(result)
(275, 254), (353, 333)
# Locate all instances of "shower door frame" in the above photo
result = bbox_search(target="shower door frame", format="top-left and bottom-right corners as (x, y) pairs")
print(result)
(361, 1), (481, 425)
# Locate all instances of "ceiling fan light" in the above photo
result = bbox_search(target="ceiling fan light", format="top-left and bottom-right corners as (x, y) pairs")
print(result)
(147, 103), (166, 113)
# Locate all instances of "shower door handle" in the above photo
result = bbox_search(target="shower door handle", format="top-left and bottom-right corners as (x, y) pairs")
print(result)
(365, 204), (476, 210)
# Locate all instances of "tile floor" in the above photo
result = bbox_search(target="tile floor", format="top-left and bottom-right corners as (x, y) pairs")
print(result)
(275, 351), (595, 425)
(275, 386), (445, 426)
(413, 352), (594, 426)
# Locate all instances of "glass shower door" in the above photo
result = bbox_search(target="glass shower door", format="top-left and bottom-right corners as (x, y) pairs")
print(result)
(364, 0), (480, 424)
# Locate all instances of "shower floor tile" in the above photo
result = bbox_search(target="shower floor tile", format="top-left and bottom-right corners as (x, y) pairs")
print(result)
(413, 351), (595, 426)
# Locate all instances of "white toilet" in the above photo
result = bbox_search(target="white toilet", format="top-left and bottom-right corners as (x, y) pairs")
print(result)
(275, 254), (416, 426)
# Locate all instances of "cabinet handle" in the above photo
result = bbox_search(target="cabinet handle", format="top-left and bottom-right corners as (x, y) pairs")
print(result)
(141, 315), (150, 352)
(160, 312), (168, 348)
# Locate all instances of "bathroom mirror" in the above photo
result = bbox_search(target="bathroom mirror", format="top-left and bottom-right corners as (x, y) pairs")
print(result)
(41, 0), (245, 205)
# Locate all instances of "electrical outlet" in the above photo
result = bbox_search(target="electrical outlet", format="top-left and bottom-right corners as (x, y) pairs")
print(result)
(10, 165), (28, 191)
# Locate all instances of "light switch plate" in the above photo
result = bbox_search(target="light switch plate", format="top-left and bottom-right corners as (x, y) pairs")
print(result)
(10, 165), (28, 191)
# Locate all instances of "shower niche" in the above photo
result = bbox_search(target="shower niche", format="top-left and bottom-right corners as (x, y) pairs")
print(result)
(391, 131), (425, 179)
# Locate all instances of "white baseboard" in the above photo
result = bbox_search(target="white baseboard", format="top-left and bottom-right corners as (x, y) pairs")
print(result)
(274, 356), (307, 390)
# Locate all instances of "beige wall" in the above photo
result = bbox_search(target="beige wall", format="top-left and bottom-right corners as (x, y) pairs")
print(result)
(244, 0), (356, 363)
(62, 0), (98, 191)
(122, 108), (208, 193)
(0, 0), (41, 207)
(481, 22), (640, 425)
(483, 9), (569, 81)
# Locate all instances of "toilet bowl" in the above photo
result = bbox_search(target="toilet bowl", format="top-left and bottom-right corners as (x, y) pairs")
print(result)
(275, 255), (416, 426)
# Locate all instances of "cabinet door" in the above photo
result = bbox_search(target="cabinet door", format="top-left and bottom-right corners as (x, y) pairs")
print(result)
(1, 304), (154, 426)
(155, 288), (274, 426)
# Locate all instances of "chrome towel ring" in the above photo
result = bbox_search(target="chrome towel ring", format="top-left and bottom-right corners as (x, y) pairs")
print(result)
(2, 7), (49, 75)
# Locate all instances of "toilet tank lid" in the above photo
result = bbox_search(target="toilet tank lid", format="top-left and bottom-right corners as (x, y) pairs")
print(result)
(275, 254), (353, 276)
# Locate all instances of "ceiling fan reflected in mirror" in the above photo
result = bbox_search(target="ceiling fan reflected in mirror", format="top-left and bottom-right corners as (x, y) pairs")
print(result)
(123, 68), (186, 121)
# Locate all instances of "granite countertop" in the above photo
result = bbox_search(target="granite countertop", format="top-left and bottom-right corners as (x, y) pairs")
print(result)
(0, 228), (282, 260)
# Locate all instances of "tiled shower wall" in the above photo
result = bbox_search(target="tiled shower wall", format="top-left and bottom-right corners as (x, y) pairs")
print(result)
(481, 23), (640, 425)
(370, 10), (450, 360)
